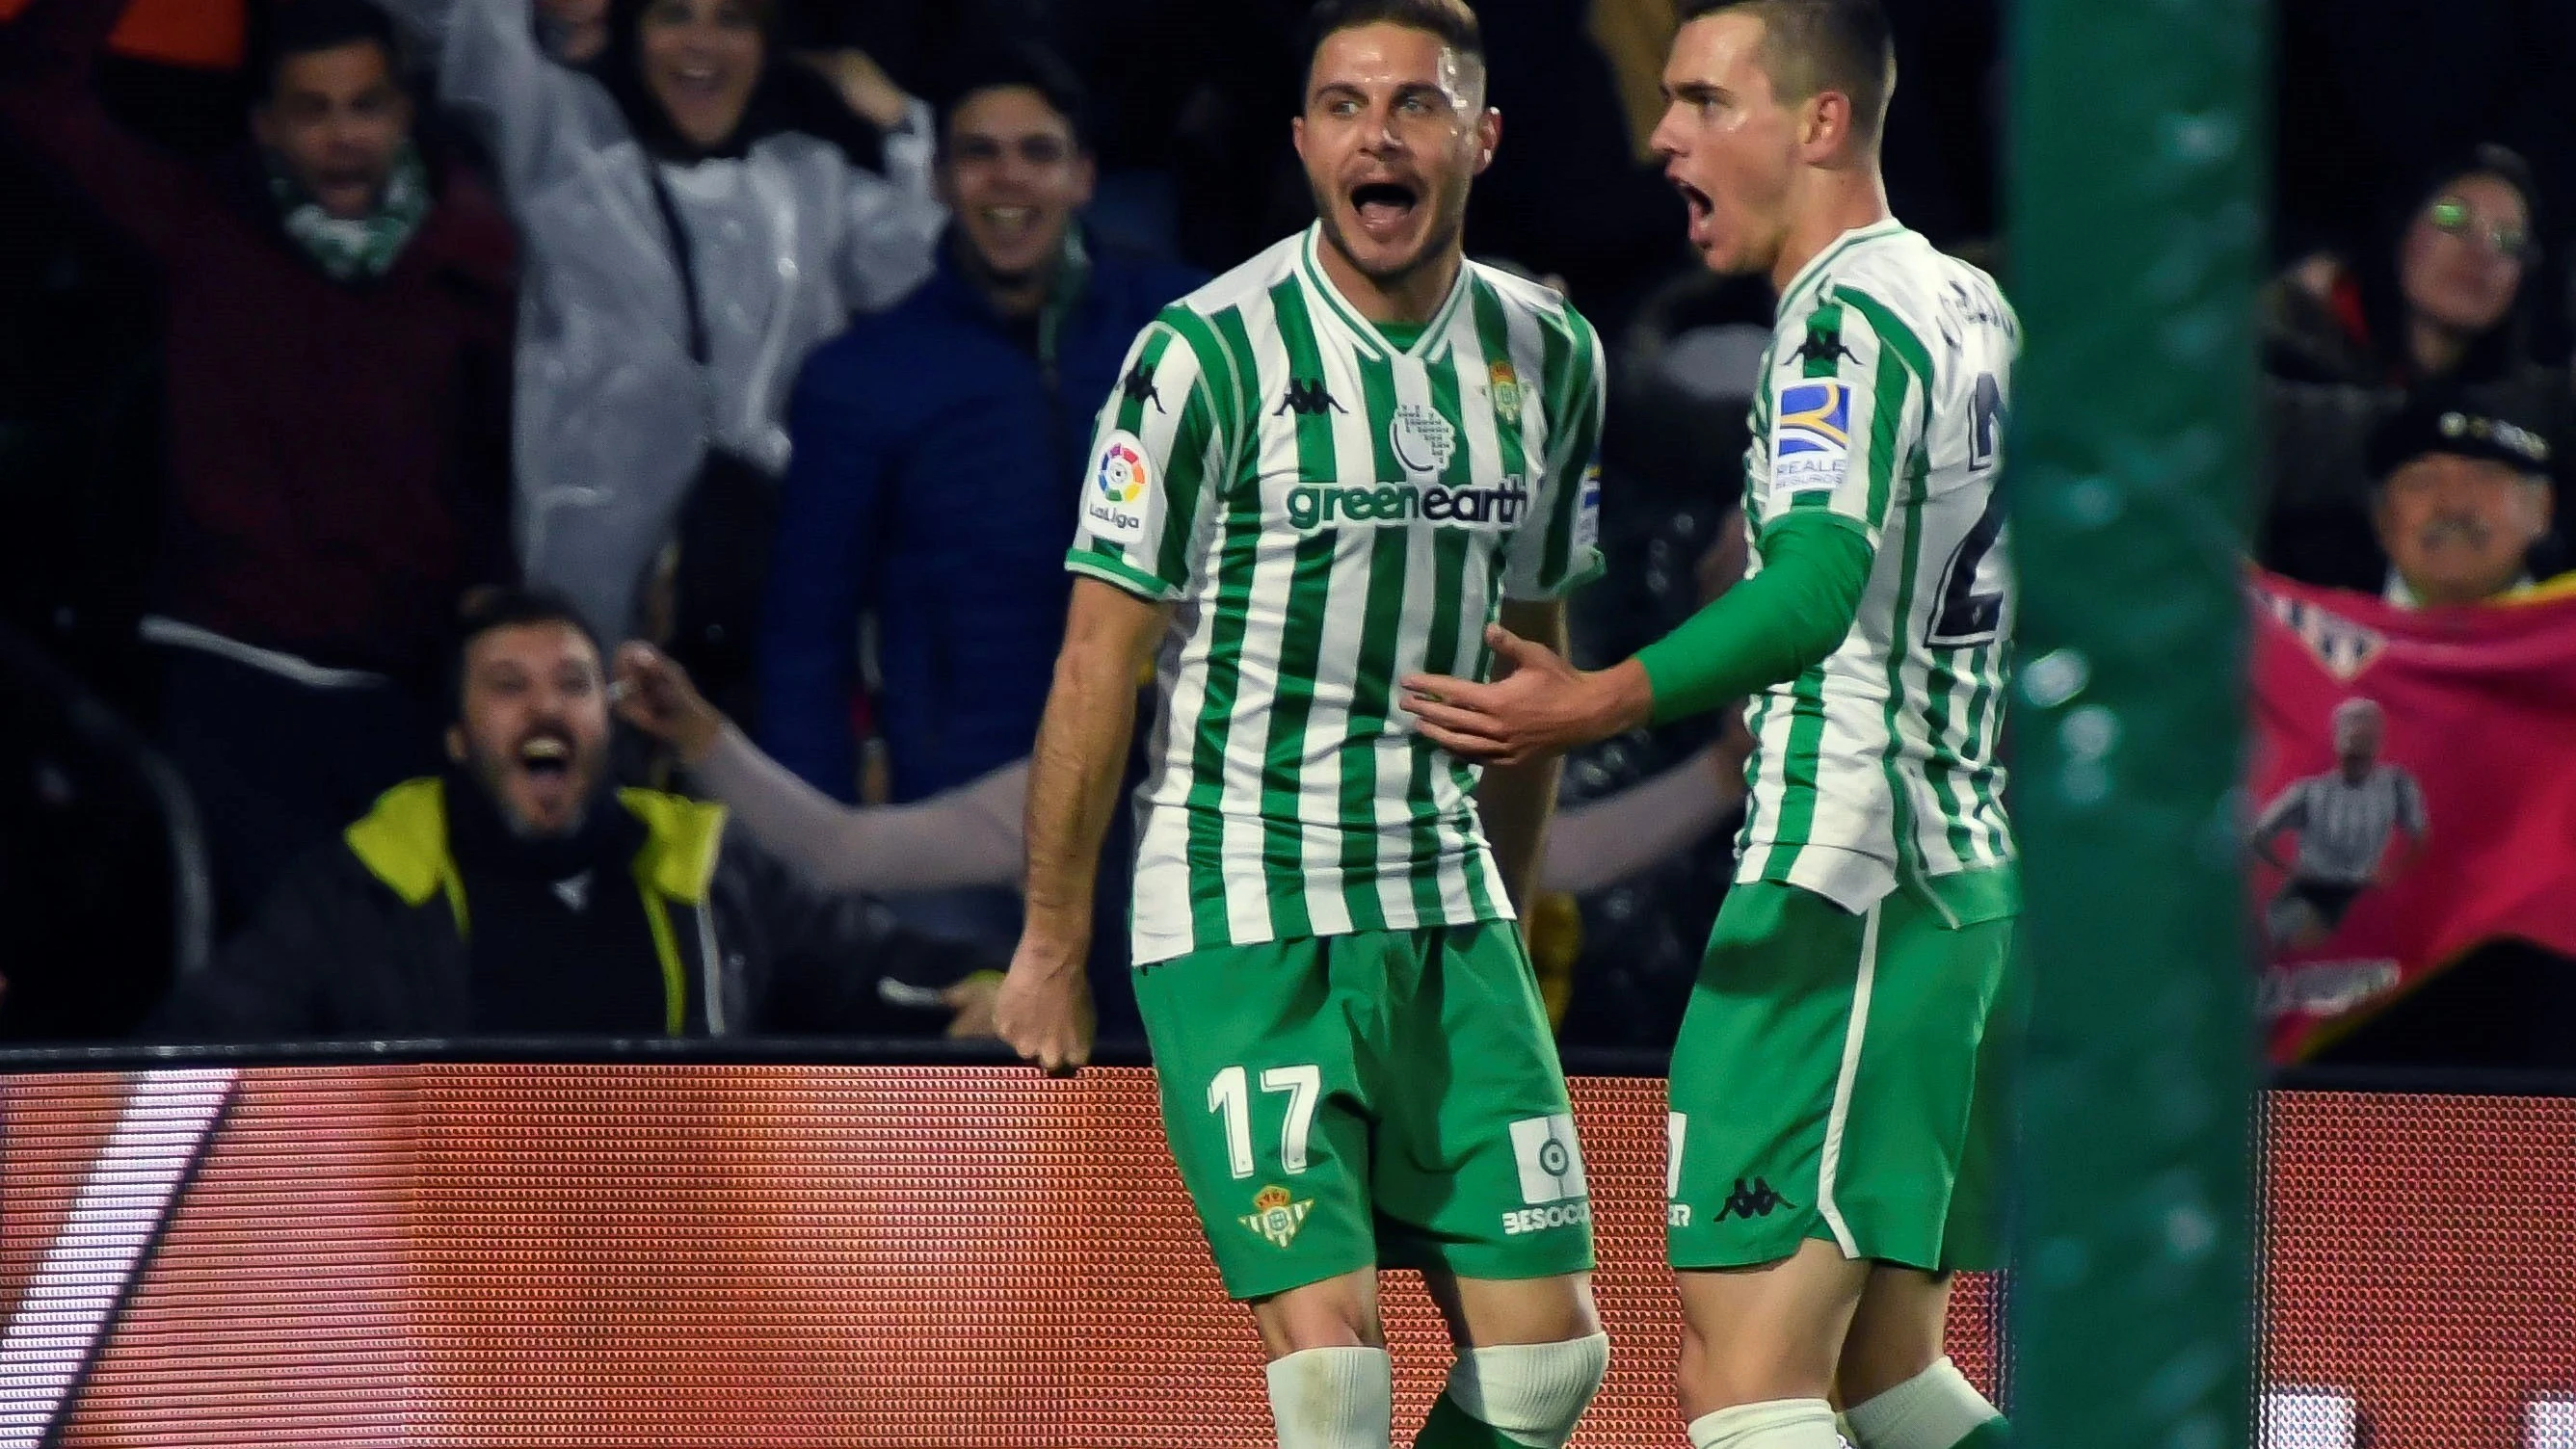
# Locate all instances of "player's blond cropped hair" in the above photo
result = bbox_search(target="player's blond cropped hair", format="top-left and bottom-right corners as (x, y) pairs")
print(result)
(1686, 0), (1896, 147)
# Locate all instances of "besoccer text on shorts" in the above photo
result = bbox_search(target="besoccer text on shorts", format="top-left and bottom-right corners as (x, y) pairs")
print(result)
(1401, 3), (2023, 1448)
(994, 1), (1618, 1446)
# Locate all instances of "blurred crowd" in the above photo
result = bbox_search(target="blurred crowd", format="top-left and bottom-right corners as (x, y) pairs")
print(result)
(0, 0), (2567, 1067)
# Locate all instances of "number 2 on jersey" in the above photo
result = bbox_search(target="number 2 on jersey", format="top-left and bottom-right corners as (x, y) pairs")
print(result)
(1209, 1065), (1323, 1178)
(1927, 371), (2007, 648)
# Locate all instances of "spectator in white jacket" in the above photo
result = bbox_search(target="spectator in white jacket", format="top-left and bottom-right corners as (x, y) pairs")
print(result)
(385, 0), (945, 658)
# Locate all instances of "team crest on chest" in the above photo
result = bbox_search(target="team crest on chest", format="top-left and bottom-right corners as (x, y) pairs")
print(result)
(1390, 403), (1457, 475)
(1486, 359), (1524, 428)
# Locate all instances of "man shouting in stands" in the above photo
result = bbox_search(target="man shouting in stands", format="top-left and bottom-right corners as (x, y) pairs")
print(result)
(149, 591), (990, 1041)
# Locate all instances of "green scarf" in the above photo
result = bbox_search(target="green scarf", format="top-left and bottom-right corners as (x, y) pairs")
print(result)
(268, 143), (431, 282)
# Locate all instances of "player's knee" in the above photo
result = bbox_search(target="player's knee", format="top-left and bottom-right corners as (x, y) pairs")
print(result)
(1440, 1331), (1610, 1449)
(1254, 1277), (1383, 1359)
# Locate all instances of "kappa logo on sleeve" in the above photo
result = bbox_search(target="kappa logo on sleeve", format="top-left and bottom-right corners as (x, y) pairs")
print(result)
(1085, 430), (1154, 544)
(1773, 381), (1851, 495)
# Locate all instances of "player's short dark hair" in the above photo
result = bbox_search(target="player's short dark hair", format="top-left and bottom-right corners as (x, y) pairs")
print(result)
(1297, 0), (1485, 108)
(936, 40), (1094, 155)
(1682, 0), (1895, 146)
(445, 587), (604, 724)
(250, 0), (405, 102)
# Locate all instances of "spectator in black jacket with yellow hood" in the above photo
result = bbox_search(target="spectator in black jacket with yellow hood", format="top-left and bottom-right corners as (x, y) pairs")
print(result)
(150, 590), (992, 1041)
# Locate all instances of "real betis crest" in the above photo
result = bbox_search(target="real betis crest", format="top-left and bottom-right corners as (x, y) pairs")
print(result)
(1241, 1184), (1313, 1249)
(1487, 359), (1524, 428)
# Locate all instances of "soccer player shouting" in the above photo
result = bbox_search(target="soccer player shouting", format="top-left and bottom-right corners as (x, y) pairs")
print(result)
(1403, 5), (2021, 1448)
(995, 3), (1614, 1446)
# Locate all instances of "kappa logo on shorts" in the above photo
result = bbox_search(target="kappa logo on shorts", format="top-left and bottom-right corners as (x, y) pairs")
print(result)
(1713, 1176), (1798, 1223)
(1507, 1114), (1589, 1205)
(1240, 1184), (1314, 1249)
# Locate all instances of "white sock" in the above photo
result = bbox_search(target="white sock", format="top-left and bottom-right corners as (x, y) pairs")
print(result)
(1443, 1331), (1611, 1447)
(1844, 1357), (2003, 1449)
(1265, 1345), (1394, 1449)
(1686, 1397), (1846, 1448)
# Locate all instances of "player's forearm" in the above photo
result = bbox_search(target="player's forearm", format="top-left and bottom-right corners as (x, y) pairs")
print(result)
(1021, 668), (1133, 952)
(1477, 753), (1560, 918)
(1020, 622), (1149, 958)
(1477, 600), (1569, 911)
(1632, 514), (1873, 724)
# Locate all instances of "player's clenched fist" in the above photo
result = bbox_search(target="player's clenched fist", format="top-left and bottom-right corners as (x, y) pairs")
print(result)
(994, 939), (1095, 1075)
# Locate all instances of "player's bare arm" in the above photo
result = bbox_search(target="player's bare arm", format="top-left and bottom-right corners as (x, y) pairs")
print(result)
(1468, 599), (1596, 908)
(2246, 789), (2304, 873)
(996, 577), (1165, 1074)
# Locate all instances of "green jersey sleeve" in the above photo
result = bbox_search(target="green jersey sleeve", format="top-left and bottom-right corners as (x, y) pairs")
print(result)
(1500, 306), (1607, 600)
(1066, 310), (1235, 601)
(1765, 285), (1933, 547)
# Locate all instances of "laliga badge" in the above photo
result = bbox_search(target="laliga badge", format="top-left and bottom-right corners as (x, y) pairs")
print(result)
(1086, 430), (1153, 544)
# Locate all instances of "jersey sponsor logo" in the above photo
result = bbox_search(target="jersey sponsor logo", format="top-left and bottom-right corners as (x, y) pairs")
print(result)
(1389, 402), (1459, 474)
(1239, 1184), (1314, 1248)
(1574, 463), (1602, 552)
(1276, 378), (1345, 416)
(1486, 359), (1524, 428)
(1508, 1113), (1589, 1205)
(1500, 1199), (1591, 1236)
(1283, 479), (1529, 532)
(1773, 381), (1851, 495)
(1086, 429), (1153, 543)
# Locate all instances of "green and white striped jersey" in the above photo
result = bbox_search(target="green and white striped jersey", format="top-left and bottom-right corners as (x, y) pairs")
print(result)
(1735, 220), (2019, 917)
(1068, 225), (1606, 964)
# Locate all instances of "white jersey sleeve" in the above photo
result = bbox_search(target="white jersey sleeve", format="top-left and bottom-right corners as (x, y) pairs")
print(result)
(1500, 303), (1608, 600)
(1066, 308), (1239, 601)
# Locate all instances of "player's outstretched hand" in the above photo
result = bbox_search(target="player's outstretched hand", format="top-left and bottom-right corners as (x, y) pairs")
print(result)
(994, 940), (1096, 1076)
(1400, 624), (1652, 767)
(612, 643), (725, 765)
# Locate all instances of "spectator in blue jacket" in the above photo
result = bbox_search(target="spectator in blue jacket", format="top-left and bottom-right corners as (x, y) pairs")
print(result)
(757, 43), (1202, 829)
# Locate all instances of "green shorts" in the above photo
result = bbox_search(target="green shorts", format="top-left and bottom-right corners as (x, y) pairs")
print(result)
(1665, 879), (2023, 1274)
(1136, 922), (1597, 1301)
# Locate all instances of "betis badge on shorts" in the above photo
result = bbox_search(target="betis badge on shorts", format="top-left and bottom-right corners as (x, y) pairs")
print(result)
(1488, 359), (1523, 428)
(1241, 1184), (1313, 1249)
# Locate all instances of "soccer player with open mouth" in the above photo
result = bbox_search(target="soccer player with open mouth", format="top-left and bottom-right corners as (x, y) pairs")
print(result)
(994, 2), (1616, 1445)
(1398, 4), (2023, 1448)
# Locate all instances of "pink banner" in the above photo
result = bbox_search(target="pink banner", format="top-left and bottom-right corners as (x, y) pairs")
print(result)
(2246, 568), (2576, 1061)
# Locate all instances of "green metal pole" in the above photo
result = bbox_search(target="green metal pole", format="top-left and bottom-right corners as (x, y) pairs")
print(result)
(2006, 3), (2264, 1447)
